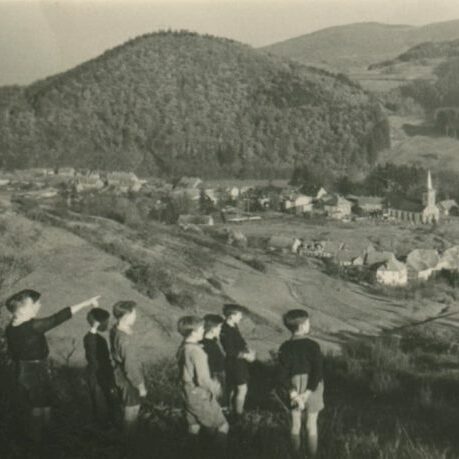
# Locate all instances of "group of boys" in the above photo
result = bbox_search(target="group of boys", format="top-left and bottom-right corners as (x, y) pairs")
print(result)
(3, 289), (324, 458)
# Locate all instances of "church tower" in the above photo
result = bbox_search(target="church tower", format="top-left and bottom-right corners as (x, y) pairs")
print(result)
(423, 170), (436, 208)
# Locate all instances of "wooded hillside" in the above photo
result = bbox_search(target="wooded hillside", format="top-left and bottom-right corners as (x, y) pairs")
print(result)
(0, 31), (389, 177)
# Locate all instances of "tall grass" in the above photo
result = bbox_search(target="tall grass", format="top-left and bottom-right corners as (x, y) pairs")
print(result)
(1, 325), (458, 458)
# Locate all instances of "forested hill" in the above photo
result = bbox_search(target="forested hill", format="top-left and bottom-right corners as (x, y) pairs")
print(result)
(370, 39), (459, 69)
(0, 31), (389, 177)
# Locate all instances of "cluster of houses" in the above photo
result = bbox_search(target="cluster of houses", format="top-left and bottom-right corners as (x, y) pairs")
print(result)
(264, 234), (459, 288)
(170, 170), (458, 225)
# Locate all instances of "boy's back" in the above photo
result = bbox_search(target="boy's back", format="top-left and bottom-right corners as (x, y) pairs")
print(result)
(201, 338), (225, 377)
(278, 337), (323, 387)
(83, 332), (113, 385)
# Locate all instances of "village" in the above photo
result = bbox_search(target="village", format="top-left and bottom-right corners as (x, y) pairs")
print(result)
(1, 167), (459, 290)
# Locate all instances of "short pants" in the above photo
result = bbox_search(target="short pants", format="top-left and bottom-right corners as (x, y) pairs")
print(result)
(225, 358), (250, 387)
(113, 366), (141, 407)
(182, 384), (227, 430)
(17, 360), (53, 408)
(290, 374), (325, 413)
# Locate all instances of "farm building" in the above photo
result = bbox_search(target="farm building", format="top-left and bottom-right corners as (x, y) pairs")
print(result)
(438, 200), (459, 217)
(323, 195), (352, 220)
(406, 249), (440, 281)
(375, 257), (408, 287)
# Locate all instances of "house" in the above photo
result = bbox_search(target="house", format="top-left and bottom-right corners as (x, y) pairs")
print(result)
(376, 257), (408, 286)
(406, 249), (440, 281)
(106, 172), (144, 192)
(364, 250), (395, 267)
(438, 200), (459, 217)
(57, 167), (76, 177)
(437, 246), (459, 271)
(74, 173), (105, 192)
(388, 171), (440, 224)
(323, 195), (352, 220)
(283, 194), (314, 214)
(316, 187), (328, 200)
(176, 177), (203, 189)
(335, 248), (365, 266)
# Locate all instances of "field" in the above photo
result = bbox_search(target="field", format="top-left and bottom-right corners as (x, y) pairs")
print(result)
(2, 195), (459, 457)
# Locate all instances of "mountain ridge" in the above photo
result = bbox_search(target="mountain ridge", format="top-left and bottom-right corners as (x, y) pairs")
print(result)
(262, 19), (459, 72)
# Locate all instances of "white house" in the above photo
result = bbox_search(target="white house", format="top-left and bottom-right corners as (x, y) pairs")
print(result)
(376, 257), (408, 287)
(283, 194), (314, 213)
(323, 195), (352, 220)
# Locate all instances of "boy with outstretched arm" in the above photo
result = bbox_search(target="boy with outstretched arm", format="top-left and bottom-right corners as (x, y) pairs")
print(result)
(4, 289), (100, 444)
(220, 304), (255, 417)
(84, 307), (117, 427)
(201, 314), (226, 406)
(278, 309), (324, 458)
(110, 300), (146, 442)
(176, 316), (229, 457)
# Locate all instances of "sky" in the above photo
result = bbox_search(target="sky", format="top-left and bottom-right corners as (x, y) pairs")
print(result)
(2, 0), (459, 86)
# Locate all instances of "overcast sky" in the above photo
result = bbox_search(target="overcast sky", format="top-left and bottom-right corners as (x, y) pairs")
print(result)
(2, 0), (459, 86)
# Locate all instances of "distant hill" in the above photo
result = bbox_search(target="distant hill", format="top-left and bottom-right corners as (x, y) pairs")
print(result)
(0, 31), (389, 177)
(370, 39), (459, 70)
(262, 20), (459, 72)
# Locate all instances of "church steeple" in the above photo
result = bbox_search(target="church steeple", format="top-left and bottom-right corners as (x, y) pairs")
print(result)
(427, 170), (433, 191)
(423, 170), (436, 208)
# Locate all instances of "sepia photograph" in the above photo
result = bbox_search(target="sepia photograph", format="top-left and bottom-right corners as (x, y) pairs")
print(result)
(2, 0), (459, 457)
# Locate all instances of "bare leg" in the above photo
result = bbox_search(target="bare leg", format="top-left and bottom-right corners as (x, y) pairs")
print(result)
(234, 384), (248, 415)
(290, 410), (302, 456)
(30, 408), (43, 443)
(123, 405), (140, 458)
(305, 412), (319, 458)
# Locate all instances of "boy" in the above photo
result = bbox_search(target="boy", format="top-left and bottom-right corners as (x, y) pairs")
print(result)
(84, 307), (116, 426)
(201, 314), (226, 405)
(220, 304), (255, 416)
(176, 316), (229, 456)
(278, 309), (324, 458)
(110, 300), (146, 439)
(4, 289), (100, 443)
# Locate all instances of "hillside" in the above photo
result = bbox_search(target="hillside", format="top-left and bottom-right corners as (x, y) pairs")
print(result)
(262, 20), (459, 72)
(0, 31), (389, 177)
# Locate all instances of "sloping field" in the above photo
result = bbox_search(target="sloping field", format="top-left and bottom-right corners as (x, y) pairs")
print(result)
(2, 210), (456, 370)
